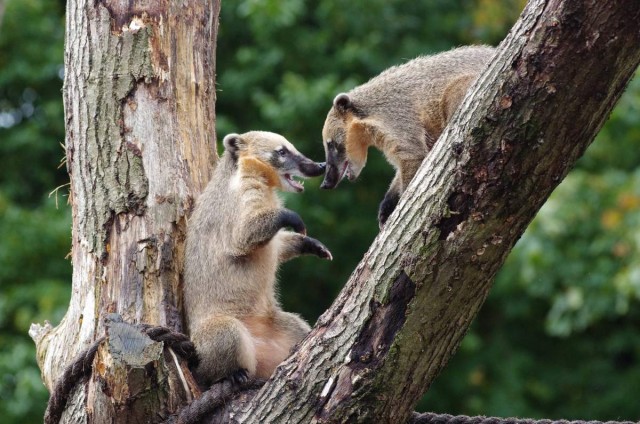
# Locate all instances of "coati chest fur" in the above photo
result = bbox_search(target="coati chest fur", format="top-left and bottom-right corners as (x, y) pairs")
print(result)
(184, 131), (331, 386)
(320, 45), (496, 227)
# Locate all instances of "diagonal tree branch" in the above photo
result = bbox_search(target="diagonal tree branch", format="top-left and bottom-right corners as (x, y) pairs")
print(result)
(205, 0), (640, 422)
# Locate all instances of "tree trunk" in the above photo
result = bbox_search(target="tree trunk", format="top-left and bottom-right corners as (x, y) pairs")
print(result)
(204, 0), (640, 422)
(29, 0), (220, 421)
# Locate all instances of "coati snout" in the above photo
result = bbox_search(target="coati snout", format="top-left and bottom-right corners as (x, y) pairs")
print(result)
(224, 131), (326, 193)
(320, 93), (368, 190)
(319, 135), (347, 190)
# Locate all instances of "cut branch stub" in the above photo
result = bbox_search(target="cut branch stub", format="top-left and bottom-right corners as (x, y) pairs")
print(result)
(85, 315), (200, 423)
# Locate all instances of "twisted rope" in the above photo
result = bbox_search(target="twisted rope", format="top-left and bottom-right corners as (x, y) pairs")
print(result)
(411, 412), (639, 424)
(44, 325), (198, 424)
(139, 324), (199, 368)
(163, 379), (264, 424)
(44, 336), (106, 424)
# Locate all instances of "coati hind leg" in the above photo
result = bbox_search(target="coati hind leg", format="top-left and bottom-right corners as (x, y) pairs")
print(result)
(190, 315), (257, 387)
(241, 312), (311, 379)
(273, 311), (312, 347)
(276, 231), (333, 263)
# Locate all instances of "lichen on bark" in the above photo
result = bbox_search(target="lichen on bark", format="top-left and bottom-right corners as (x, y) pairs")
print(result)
(72, 4), (158, 258)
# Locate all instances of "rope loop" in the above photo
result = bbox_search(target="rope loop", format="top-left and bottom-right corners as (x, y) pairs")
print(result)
(44, 324), (197, 424)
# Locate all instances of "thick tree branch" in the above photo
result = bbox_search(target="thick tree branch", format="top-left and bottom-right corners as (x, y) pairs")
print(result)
(205, 0), (640, 422)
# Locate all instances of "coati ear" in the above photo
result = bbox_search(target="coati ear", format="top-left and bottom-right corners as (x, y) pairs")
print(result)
(333, 93), (354, 114)
(223, 133), (247, 156)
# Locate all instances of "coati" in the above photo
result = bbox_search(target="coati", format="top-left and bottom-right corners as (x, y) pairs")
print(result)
(320, 45), (496, 227)
(184, 131), (332, 386)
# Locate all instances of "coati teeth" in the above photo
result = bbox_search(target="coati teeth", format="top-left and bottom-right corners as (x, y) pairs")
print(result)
(340, 161), (349, 181)
(284, 173), (305, 191)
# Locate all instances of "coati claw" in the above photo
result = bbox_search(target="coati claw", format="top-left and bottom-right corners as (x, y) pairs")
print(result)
(378, 190), (400, 229)
(301, 236), (333, 260)
(228, 368), (250, 386)
(316, 245), (333, 261)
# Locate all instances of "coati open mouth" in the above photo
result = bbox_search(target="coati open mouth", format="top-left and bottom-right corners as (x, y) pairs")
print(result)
(283, 173), (305, 192)
(339, 160), (358, 182)
(344, 160), (360, 181)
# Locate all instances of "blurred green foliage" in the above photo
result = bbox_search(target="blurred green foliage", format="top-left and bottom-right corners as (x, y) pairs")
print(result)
(1, 0), (639, 422)
(0, 0), (70, 421)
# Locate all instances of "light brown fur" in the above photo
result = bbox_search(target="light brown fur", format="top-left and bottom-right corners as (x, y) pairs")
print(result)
(239, 156), (282, 190)
(241, 314), (302, 379)
(345, 118), (371, 167)
(184, 131), (331, 386)
(320, 45), (496, 227)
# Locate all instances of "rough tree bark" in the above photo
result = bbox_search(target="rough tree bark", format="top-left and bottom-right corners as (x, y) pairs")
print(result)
(29, 0), (220, 421)
(204, 0), (640, 423)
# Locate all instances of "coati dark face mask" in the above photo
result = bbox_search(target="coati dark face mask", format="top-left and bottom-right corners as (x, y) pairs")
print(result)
(320, 94), (367, 189)
(320, 136), (348, 189)
(268, 144), (326, 193)
(224, 131), (326, 193)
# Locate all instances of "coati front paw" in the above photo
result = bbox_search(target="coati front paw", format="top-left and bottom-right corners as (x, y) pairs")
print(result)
(378, 191), (400, 229)
(228, 368), (251, 386)
(300, 236), (333, 260)
(277, 209), (306, 235)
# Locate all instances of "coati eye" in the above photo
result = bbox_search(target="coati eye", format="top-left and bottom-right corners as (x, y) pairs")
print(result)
(277, 147), (288, 156)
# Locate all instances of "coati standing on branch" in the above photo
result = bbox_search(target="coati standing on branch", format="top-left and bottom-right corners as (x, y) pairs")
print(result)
(184, 131), (332, 387)
(320, 45), (496, 227)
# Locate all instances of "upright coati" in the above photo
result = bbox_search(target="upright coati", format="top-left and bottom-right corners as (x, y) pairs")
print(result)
(320, 45), (496, 227)
(184, 131), (332, 386)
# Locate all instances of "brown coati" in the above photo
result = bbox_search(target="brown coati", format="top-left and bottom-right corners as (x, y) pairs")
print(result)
(184, 131), (332, 386)
(320, 45), (496, 227)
